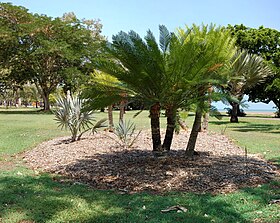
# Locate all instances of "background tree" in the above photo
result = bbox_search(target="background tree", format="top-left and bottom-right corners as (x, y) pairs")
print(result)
(0, 3), (33, 105)
(224, 50), (272, 123)
(0, 3), (103, 111)
(229, 25), (280, 116)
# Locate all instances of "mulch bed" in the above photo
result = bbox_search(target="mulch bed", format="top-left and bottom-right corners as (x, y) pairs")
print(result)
(23, 130), (279, 194)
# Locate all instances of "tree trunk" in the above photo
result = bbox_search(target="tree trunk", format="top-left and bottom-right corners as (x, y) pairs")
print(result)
(202, 112), (209, 131)
(230, 102), (239, 123)
(162, 106), (176, 151)
(119, 100), (125, 122)
(186, 109), (202, 158)
(202, 86), (212, 131)
(34, 82), (52, 111)
(272, 99), (280, 117)
(42, 92), (50, 111)
(150, 103), (162, 154)
(108, 105), (114, 132)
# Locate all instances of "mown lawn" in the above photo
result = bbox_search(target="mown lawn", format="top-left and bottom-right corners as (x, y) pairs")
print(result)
(0, 108), (279, 223)
(209, 117), (280, 164)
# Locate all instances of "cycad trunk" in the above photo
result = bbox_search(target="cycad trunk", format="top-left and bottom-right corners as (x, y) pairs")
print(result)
(162, 106), (176, 151)
(202, 112), (209, 131)
(108, 105), (114, 132)
(186, 109), (202, 157)
(119, 99), (126, 122)
(202, 86), (212, 131)
(150, 103), (162, 154)
(230, 102), (239, 123)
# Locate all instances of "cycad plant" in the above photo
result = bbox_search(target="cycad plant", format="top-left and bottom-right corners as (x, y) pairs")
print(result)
(173, 25), (236, 157)
(83, 26), (170, 155)
(224, 50), (273, 122)
(83, 24), (236, 157)
(54, 94), (106, 142)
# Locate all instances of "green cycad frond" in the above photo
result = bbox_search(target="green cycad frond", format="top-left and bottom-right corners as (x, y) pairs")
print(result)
(85, 24), (236, 116)
(159, 25), (171, 54)
(226, 50), (273, 97)
(173, 24), (235, 92)
(98, 26), (168, 104)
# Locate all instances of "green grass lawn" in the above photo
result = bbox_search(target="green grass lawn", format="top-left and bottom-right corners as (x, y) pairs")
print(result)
(0, 108), (68, 155)
(208, 116), (280, 164)
(0, 108), (279, 223)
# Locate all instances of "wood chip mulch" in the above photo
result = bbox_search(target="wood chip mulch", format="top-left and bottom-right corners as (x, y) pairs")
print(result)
(23, 130), (279, 194)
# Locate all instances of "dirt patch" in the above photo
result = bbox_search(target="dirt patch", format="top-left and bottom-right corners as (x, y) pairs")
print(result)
(23, 130), (279, 194)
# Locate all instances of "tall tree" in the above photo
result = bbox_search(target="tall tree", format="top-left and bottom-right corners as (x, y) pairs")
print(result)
(229, 25), (280, 116)
(0, 3), (103, 110)
(0, 3), (33, 102)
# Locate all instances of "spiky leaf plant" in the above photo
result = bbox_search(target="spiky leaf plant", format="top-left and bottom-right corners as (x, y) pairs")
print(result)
(54, 94), (106, 142)
(113, 120), (141, 149)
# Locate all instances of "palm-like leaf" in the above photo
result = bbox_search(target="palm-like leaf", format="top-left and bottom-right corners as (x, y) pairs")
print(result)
(114, 120), (141, 148)
(54, 94), (103, 141)
(226, 50), (273, 99)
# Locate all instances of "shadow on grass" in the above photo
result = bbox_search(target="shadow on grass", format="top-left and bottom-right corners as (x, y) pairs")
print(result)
(245, 114), (278, 119)
(209, 120), (249, 125)
(229, 123), (280, 134)
(2, 171), (279, 223)
(269, 157), (280, 168)
(0, 109), (52, 115)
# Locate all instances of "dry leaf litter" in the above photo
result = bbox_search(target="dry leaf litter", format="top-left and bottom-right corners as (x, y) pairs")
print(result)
(23, 130), (279, 194)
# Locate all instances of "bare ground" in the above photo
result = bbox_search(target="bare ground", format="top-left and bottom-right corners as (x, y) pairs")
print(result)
(23, 130), (279, 194)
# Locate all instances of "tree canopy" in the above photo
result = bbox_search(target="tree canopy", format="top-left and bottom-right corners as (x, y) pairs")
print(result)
(0, 3), (103, 110)
(228, 24), (280, 116)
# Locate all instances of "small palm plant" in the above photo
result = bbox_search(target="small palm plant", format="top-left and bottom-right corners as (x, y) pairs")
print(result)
(54, 94), (106, 142)
(113, 120), (141, 149)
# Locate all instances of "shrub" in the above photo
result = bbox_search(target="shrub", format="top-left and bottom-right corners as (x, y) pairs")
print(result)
(113, 120), (141, 149)
(54, 94), (106, 142)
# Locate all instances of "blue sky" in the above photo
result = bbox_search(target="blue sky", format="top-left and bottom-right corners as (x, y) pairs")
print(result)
(4, 0), (280, 110)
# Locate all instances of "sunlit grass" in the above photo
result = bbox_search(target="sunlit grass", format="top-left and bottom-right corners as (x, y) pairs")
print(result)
(0, 108), (279, 223)
(0, 108), (67, 155)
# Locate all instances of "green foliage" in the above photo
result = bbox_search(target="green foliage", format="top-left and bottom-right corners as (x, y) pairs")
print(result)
(229, 25), (280, 115)
(113, 120), (141, 149)
(54, 94), (106, 141)
(225, 50), (273, 100)
(19, 84), (41, 104)
(0, 3), (104, 110)
(85, 24), (236, 111)
(209, 105), (223, 120)
(222, 49), (273, 122)
(83, 24), (236, 152)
